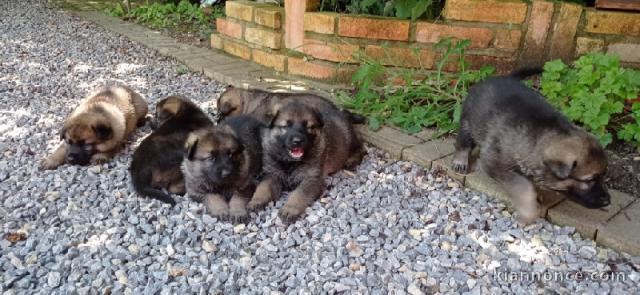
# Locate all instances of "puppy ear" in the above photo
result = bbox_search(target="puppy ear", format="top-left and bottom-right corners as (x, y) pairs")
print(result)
(266, 110), (279, 127)
(544, 159), (576, 180)
(59, 126), (68, 141)
(184, 133), (199, 161)
(92, 124), (113, 141)
(312, 108), (324, 128)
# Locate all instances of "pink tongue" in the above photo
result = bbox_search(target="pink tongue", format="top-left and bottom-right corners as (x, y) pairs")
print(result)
(291, 147), (304, 157)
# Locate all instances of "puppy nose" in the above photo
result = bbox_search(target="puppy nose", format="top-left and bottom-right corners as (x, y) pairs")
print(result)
(291, 137), (302, 145)
(220, 169), (231, 178)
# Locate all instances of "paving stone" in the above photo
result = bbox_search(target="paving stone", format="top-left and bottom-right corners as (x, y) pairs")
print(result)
(355, 126), (423, 158)
(431, 154), (465, 183)
(464, 170), (564, 215)
(402, 138), (455, 169)
(596, 200), (640, 256)
(548, 190), (634, 239)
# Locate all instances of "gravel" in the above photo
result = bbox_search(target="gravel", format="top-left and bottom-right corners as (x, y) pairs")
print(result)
(1, 1), (639, 294)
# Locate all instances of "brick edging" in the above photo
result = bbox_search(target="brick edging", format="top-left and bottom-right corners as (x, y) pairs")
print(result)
(73, 10), (639, 257)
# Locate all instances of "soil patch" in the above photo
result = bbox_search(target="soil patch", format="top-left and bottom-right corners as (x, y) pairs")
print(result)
(606, 142), (640, 197)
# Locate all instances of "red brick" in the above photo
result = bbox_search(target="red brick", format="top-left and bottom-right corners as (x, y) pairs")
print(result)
(547, 3), (582, 62)
(415, 23), (493, 48)
(210, 33), (223, 49)
(518, 0), (554, 68)
(244, 27), (282, 49)
(288, 57), (337, 80)
(445, 54), (515, 74)
(223, 39), (251, 60)
(304, 12), (336, 34)
(225, 1), (254, 22)
(252, 49), (286, 72)
(338, 16), (410, 41)
(493, 29), (522, 50)
(444, 0), (528, 24)
(216, 18), (243, 39)
(364, 45), (436, 68)
(585, 10), (640, 37)
(302, 38), (358, 63)
(254, 6), (283, 29)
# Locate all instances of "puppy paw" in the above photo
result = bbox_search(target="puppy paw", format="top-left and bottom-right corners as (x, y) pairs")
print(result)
(278, 204), (304, 223)
(229, 206), (249, 224)
(451, 160), (469, 174)
(91, 153), (111, 165)
(39, 158), (59, 170)
(247, 199), (269, 212)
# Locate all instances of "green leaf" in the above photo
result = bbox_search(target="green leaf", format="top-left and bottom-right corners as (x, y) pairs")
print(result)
(411, 0), (432, 21)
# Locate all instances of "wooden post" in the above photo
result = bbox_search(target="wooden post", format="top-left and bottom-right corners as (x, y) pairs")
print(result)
(284, 0), (319, 51)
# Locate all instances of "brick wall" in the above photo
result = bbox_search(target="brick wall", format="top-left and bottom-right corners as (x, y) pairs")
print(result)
(212, 0), (640, 82)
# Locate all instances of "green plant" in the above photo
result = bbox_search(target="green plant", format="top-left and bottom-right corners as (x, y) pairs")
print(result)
(337, 38), (495, 136)
(540, 53), (640, 146)
(320, 0), (442, 21)
(105, 0), (217, 29)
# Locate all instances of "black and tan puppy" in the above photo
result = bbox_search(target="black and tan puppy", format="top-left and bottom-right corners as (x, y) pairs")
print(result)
(181, 115), (264, 222)
(247, 100), (366, 222)
(129, 96), (214, 205)
(40, 84), (148, 170)
(216, 86), (365, 124)
(452, 68), (611, 224)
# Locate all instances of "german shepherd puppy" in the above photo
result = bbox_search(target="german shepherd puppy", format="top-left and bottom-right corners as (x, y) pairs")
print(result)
(129, 96), (213, 205)
(247, 100), (366, 222)
(181, 115), (264, 222)
(40, 84), (148, 170)
(452, 68), (611, 224)
(216, 86), (366, 124)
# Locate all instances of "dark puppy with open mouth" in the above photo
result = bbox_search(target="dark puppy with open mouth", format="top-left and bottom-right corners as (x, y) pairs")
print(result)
(181, 115), (264, 223)
(247, 100), (365, 222)
(216, 86), (366, 125)
(452, 68), (611, 224)
(129, 95), (213, 205)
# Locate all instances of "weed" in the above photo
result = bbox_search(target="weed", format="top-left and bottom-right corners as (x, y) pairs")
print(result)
(105, 0), (219, 29)
(337, 38), (494, 137)
(540, 53), (640, 146)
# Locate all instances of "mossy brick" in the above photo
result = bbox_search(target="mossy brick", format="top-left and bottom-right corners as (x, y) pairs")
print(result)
(607, 43), (640, 63)
(547, 2), (582, 62)
(355, 125), (422, 158)
(304, 12), (337, 34)
(596, 200), (640, 256)
(415, 22), (493, 48)
(287, 57), (337, 80)
(254, 6), (283, 29)
(493, 29), (522, 50)
(584, 10), (640, 37)
(216, 18), (243, 39)
(575, 37), (604, 56)
(252, 48), (286, 72)
(226, 1), (254, 22)
(518, 0), (554, 67)
(443, 0), (528, 24)
(210, 33), (223, 49)
(364, 45), (436, 68)
(222, 38), (252, 60)
(338, 16), (410, 41)
(302, 38), (359, 63)
(549, 190), (634, 239)
(244, 27), (282, 49)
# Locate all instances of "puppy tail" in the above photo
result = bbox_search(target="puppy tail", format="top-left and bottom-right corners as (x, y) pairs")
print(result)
(342, 110), (367, 124)
(508, 67), (543, 80)
(129, 165), (177, 206)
